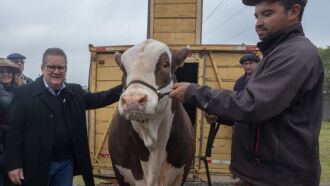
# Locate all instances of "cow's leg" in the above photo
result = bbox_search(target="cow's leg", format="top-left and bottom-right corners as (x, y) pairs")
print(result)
(156, 162), (185, 186)
(115, 165), (148, 186)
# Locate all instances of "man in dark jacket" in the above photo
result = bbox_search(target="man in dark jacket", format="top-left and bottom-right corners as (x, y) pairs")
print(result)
(170, 0), (324, 185)
(205, 53), (260, 124)
(234, 53), (260, 92)
(5, 48), (123, 186)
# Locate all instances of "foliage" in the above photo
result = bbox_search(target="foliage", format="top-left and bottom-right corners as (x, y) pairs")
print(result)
(320, 121), (330, 183)
(319, 47), (330, 92)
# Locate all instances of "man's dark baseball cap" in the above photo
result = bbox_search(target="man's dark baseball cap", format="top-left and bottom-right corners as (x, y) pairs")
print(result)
(239, 53), (260, 64)
(7, 53), (26, 60)
(242, 0), (307, 7)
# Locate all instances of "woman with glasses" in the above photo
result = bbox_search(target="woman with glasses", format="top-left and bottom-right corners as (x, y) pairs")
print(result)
(0, 58), (20, 186)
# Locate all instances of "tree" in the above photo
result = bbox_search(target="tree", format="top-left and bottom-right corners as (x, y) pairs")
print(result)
(319, 46), (330, 121)
(319, 47), (330, 92)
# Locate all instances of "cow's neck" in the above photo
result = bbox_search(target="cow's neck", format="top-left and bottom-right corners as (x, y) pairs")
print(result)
(131, 99), (175, 186)
(131, 99), (174, 151)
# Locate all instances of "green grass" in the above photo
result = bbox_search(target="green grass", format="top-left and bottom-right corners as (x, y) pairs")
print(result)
(320, 121), (330, 182)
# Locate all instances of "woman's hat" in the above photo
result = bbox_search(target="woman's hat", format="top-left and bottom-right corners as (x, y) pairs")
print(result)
(0, 57), (21, 74)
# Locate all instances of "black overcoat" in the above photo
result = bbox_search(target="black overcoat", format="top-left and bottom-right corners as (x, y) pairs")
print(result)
(5, 76), (122, 186)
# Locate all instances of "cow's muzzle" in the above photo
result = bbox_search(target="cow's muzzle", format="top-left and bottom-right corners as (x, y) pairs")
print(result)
(120, 93), (155, 122)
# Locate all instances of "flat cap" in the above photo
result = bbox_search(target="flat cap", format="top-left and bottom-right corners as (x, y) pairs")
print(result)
(242, 0), (307, 7)
(7, 53), (26, 60)
(239, 53), (260, 64)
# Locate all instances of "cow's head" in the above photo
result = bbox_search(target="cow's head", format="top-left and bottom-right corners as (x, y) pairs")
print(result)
(115, 39), (189, 122)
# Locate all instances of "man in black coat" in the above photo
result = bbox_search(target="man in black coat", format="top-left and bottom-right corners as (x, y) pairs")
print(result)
(170, 0), (324, 185)
(5, 48), (122, 186)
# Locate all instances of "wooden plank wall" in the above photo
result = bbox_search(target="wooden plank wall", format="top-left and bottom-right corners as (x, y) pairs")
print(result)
(88, 53), (122, 176)
(195, 52), (244, 178)
(148, 0), (202, 44)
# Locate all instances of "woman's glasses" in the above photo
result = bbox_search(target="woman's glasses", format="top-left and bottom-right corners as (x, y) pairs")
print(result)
(0, 69), (13, 74)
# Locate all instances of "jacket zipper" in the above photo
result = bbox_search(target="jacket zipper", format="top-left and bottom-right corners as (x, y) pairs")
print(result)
(254, 124), (261, 164)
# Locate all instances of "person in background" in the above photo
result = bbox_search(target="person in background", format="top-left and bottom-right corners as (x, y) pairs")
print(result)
(170, 0), (324, 185)
(234, 53), (260, 91)
(5, 48), (123, 186)
(0, 58), (20, 186)
(205, 53), (260, 124)
(7, 53), (33, 84)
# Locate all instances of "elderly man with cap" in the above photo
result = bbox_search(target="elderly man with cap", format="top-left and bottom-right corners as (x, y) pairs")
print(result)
(234, 53), (260, 92)
(7, 53), (33, 85)
(170, 0), (324, 185)
(204, 53), (260, 125)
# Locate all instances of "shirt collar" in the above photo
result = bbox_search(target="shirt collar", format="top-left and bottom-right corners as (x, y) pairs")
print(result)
(257, 23), (304, 56)
(43, 78), (66, 96)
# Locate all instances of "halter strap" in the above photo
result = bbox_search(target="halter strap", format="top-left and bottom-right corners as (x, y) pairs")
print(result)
(124, 76), (173, 101)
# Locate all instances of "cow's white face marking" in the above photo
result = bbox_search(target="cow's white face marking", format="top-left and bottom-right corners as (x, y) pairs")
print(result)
(118, 39), (174, 149)
(118, 39), (172, 120)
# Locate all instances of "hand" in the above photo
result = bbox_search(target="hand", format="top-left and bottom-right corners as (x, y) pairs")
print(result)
(169, 82), (191, 103)
(204, 112), (218, 124)
(15, 75), (24, 86)
(8, 168), (24, 185)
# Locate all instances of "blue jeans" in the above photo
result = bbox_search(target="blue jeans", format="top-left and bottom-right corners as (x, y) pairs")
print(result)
(48, 159), (73, 186)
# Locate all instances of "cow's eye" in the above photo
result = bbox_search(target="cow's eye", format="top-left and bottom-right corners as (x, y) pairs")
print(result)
(163, 62), (169, 68)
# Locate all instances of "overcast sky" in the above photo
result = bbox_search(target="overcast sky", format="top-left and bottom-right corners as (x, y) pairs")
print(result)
(0, 0), (329, 86)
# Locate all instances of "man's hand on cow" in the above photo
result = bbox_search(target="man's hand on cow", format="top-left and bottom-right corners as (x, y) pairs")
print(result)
(169, 82), (191, 103)
(8, 168), (24, 185)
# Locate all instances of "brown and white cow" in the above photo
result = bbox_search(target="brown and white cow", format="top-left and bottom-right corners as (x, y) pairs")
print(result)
(109, 39), (194, 186)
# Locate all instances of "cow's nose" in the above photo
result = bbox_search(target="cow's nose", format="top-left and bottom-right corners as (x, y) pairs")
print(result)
(121, 94), (148, 110)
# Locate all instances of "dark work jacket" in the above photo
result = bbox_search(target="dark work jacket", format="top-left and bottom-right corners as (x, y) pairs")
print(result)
(5, 76), (123, 186)
(233, 74), (248, 92)
(185, 23), (324, 185)
(217, 75), (248, 126)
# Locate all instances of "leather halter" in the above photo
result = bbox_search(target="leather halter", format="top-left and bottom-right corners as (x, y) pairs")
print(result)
(123, 76), (173, 101)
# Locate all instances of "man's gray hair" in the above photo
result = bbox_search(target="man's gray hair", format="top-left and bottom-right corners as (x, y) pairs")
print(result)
(41, 48), (67, 69)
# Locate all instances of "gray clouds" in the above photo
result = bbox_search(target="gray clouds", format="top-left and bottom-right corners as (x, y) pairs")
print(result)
(0, 0), (328, 85)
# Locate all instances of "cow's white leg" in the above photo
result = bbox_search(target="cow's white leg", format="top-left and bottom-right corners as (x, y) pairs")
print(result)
(115, 165), (147, 186)
(158, 162), (185, 186)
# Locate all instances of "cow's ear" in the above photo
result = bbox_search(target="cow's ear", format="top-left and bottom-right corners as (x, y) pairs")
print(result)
(115, 52), (122, 67)
(172, 47), (189, 72)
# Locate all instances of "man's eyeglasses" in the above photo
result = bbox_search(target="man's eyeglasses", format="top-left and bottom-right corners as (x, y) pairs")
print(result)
(46, 65), (67, 73)
(0, 69), (13, 74)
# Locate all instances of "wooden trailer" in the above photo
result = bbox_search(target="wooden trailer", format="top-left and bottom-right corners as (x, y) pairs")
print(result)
(87, 0), (259, 183)
(88, 43), (257, 183)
